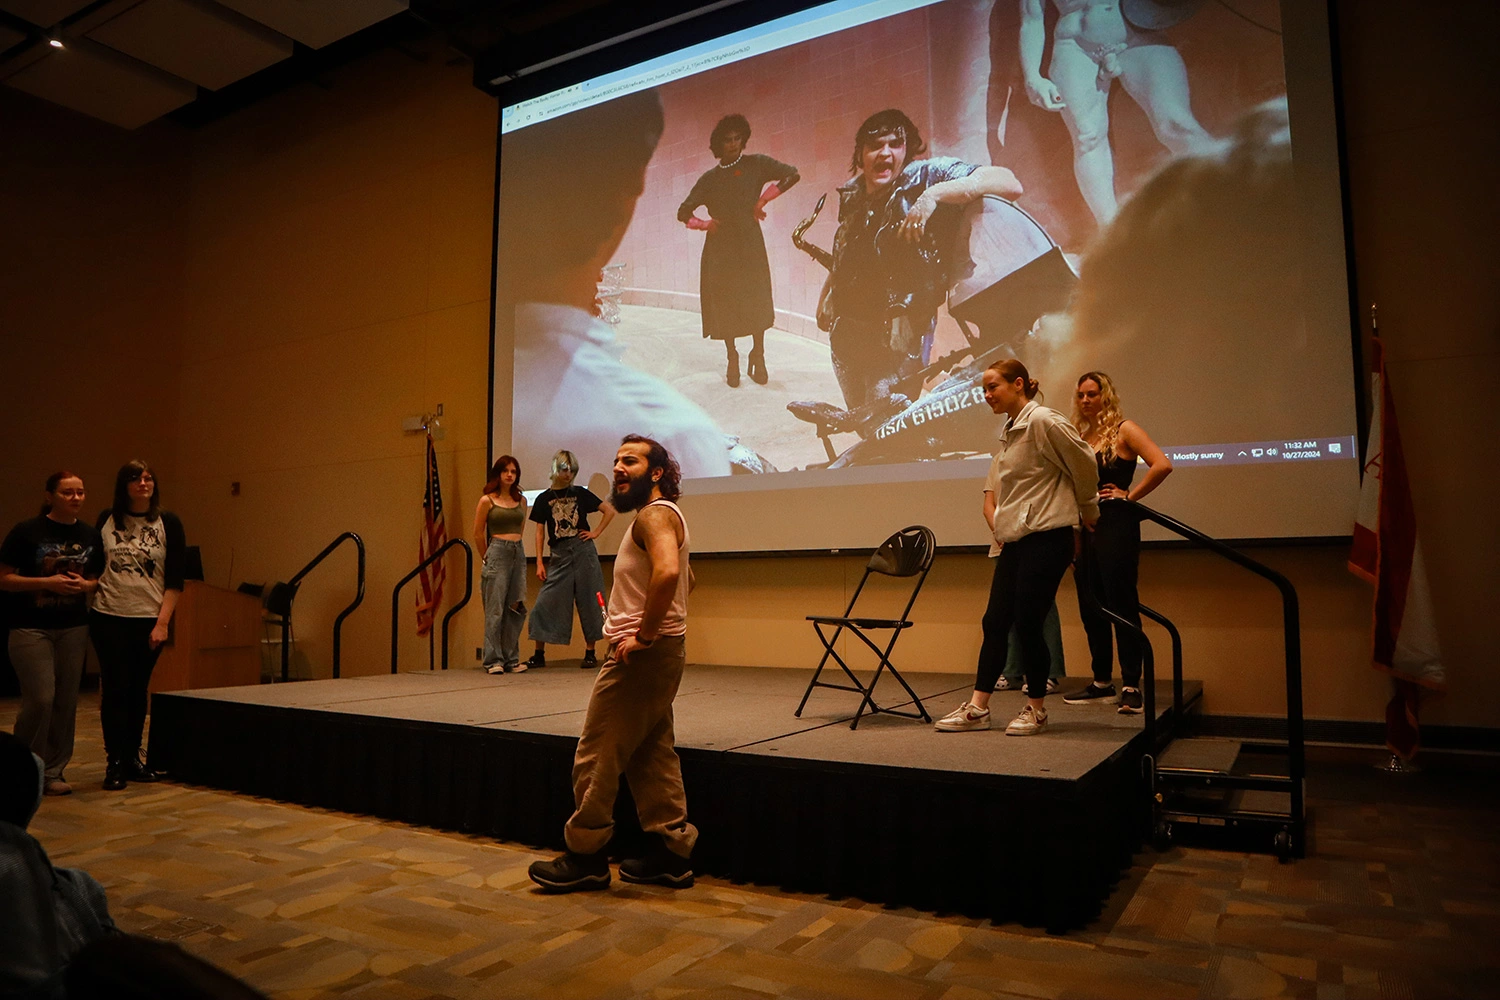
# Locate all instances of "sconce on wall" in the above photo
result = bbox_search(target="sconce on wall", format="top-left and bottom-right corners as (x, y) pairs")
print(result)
(401, 403), (446, 440)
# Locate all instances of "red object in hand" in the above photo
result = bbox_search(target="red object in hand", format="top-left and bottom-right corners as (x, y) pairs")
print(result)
(596, 591), (606, 608)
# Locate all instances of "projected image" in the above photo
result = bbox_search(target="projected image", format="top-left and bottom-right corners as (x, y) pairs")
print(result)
(500, 0), (1343, 488)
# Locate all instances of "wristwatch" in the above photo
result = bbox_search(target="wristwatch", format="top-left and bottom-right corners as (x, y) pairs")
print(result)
(634, 631), (656, 647)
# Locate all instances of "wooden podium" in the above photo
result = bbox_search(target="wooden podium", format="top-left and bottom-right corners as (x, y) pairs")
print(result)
(149, 581), (263, 693)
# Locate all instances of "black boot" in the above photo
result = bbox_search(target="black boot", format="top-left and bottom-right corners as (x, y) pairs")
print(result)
(103, 759), (128, 791)
(127, 751), (161, 783)
(520, 648), (545, 670)
(725, 346), (740, 387)
(528, 851), (611, 892)
(620, 845), (694, 888)
(747, 348), (768, 384)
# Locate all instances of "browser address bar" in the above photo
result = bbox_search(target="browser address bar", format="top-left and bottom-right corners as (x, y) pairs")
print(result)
(501, 0), (943, 134)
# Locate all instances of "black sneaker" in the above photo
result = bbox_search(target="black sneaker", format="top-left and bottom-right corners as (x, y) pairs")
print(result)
(1117, 688), (1144, 714)
(127, 754), (162, 783)
(528, 852), (610, 892)
(521, 650), (546, 670)
(102, 759), (128, 791)
(619, 848), (694, 888)
(1063, 682), (1117, 704)
(581, 650), (598, 670)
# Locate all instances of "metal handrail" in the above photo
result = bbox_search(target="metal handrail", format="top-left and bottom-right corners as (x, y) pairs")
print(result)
(1139, 602), (1183, 724)
(1126, 499), (1305, 831)
(276, 532), (366, 680)
(390, 538), (474, 674)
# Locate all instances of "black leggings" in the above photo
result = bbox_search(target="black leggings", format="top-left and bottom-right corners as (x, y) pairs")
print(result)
(1073, 507), (1143, 687)
(90, 612), (163, 761)
(975, 527), (1074, 698)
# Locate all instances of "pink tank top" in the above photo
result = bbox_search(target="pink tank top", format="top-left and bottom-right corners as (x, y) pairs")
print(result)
(603, 499), (690, 641)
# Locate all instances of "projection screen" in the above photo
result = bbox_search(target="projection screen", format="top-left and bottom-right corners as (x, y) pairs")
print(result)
(491, 0), (1359, 553)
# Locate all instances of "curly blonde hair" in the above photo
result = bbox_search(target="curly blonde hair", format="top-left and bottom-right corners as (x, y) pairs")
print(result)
(1072, 371), (1125, 463)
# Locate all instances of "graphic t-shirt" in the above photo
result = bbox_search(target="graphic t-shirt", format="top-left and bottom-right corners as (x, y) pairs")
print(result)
(93, 511), (187, 619)
(0, 516), (104, 630)
(528, 486), (603, 547)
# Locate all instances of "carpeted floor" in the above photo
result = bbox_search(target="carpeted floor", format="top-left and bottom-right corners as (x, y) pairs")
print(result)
(7, 690), (1498, 999)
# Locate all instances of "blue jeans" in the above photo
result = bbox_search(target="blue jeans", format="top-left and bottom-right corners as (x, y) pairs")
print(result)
(480, 539), (527, 668)
(528, 536), (605, 645)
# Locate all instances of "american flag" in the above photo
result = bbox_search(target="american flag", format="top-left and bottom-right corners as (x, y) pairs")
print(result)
(416, 431), (447, 636)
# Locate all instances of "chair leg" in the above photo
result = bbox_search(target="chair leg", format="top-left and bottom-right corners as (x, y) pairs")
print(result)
(796, 624), (846, 717)
(878, 655), (932, 723)
(796, 648), (834, 717)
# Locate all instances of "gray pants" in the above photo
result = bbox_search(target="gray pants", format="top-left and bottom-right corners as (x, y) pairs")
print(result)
(8, 626), (88, 780)
(1002, 601), (1067, 682)
(480, 539), (527, 669)
(529, 535), (605, 645)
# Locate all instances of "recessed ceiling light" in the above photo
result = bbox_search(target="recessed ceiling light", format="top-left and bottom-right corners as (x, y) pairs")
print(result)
(49, 38), (65, 49)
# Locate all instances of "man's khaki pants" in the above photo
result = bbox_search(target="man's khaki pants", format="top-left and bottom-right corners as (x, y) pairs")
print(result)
(563, 634), (698, 859)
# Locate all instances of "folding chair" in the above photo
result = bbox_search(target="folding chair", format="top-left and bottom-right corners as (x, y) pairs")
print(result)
(795, 525), (936, 729)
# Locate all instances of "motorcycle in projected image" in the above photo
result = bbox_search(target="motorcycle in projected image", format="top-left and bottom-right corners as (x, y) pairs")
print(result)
(787, 193), (1078, 469)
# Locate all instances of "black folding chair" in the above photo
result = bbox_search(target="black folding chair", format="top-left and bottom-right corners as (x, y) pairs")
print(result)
(795, 525), (936, 729)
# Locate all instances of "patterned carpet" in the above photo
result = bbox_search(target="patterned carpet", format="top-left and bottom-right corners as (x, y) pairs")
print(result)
(7, 691), (1497, 999)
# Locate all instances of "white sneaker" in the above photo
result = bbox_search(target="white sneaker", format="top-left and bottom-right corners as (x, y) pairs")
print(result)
(996, 676), (1016, 691)
(485, 663), (506, 675)
(1018, 678), (1060, 696)
(1005, 704), (1049, 736)
(934, 702), (991, 732)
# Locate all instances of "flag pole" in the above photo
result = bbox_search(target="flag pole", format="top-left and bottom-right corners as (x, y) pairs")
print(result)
(1369, 302), (1420, 775)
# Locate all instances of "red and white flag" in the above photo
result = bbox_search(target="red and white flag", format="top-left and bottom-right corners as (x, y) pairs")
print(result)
(416, 432), (447, 637)
(1349, 336), (1444, 759)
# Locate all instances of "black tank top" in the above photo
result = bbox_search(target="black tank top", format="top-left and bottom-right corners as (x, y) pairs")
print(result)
(1098, 452), (1136, 493)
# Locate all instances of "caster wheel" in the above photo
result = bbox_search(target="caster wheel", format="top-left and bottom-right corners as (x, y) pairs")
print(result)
(1273, 829), (1293, 861)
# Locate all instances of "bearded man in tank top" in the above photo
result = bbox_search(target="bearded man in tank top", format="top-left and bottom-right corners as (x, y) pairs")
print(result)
(529, 434), (698, 892)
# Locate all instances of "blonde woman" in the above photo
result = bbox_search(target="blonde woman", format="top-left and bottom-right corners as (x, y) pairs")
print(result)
(523, 450), (614, 670)
(1063, 371), (1172, 714)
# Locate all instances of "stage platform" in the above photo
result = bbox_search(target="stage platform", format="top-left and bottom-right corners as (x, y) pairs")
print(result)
(149, 664), (1200, 930)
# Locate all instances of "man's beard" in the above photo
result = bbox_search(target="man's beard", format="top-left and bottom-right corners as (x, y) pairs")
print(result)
(611, 472), (656, 512)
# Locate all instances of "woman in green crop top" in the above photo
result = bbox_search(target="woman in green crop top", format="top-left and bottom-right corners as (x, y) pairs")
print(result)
(473, 456), (529, 674)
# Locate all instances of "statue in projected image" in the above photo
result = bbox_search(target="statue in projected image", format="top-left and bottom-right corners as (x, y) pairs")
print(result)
(677, 114), (800, 389)
(1019, 0), (1213, 224)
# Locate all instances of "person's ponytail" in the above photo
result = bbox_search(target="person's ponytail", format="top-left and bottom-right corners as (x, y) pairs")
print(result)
(987, 358), (1040, 400)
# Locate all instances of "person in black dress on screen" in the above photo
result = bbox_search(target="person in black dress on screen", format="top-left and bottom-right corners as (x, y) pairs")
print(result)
(678, 114), (799, 388)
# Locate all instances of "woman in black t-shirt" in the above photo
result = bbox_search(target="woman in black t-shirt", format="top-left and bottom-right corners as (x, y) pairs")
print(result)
(90, 460), (187, 791)
(522, 450), (614, 670)
(0, 471), (104, 796)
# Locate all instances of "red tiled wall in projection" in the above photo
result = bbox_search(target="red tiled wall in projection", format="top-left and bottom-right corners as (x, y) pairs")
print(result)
(612, 0), (1286, 342)
(615, 7), (934, 342)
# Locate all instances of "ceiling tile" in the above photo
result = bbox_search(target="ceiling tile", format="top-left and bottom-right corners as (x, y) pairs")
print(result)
(0, 1), (94, 28)
(87, 0), (293, 91)
(0, 26), (28, 52)
(3, 38), (196, 128)
(215, 0), (406, 50)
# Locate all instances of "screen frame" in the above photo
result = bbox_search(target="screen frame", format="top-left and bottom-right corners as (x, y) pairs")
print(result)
(483, 0), (1369, 556)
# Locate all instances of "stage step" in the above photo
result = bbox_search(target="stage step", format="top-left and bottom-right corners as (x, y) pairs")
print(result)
(1157, 737), (1242, 774)
(1153, 739), (1300, 859)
